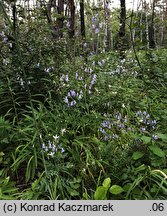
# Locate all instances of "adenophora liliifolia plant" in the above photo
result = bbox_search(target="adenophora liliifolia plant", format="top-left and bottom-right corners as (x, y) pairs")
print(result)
(0, 1), (47, 174)
(99, 110), (158, 142)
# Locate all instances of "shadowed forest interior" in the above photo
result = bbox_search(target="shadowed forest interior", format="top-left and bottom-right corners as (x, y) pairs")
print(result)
(0, 0), (167, 200)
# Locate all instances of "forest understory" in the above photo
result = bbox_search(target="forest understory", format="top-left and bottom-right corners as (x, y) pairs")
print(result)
(0, 0), (167, 200)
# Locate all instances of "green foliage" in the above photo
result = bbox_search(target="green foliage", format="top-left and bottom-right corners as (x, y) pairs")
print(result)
(0, 0), (167, 200)
(0, 176), (18, 200)
(94, 177), (124, 199)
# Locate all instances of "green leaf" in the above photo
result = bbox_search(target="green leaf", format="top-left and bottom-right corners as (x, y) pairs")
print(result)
(149, 146), (165, 158)
(94, 186), (107, 200)
(123, 183), (132, 192)
(0, 152), (5, 157)
(69, 182), (80, 189)
(69, 189), (79, 197)
(109, 185), (124, 195)
(1, 138), (9, 144)
(156, 133), (167, 142)
(132, 151), (144, 160)
(102, 178), (111, 189)
(66, 186), (79, 197)
(151, 158), (164, 167)
(141, 136), (151, 144)
(135, 164), (147, 172)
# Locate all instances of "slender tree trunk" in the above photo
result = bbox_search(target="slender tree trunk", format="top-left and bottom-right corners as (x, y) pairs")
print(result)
(80, 0), (86, 39)
(69, 0), (75, 39)
(160, 5), (164, 46)
(140, 0), (143, 43)
(144, 1), (149, 49)
(12, 1), (16, 33)
(104, 0), (111, 51)
(119, 0), (126, 38)
(119, 0), (126, 59)
(80, 0), (87, 61)
(149, 0), (156, 48)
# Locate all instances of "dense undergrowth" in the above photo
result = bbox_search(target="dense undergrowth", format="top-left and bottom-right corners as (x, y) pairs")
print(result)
(0, 2), (167, 199)
(0, 40), (167, 199)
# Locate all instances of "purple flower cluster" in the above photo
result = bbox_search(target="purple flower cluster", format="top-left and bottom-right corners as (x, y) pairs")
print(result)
(42, 136), (65, 158)
(89, 74), (97, 90)
(135, 111), (157, 132)
(135, 110), (158, 140)
(92, 14), (98, 23)
(98, 59), (106, 67)
(75, 66), (97, 94)
(64, 89), (83, 107)
(84, 67), (93, 73)
(100, 112), (128, 141)
(75, 71), (83, 81)
(91, 14), (100, 34)
(0, 31), (8, 43)
(99, 111), (158, 142)
(60, 74), (69, 82)
(44, 66), (54, 73)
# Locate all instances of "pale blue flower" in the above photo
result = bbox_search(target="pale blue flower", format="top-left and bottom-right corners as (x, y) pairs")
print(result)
(89, 68), (93, 73)
(83, 42), (87, 48)
(92, 16), (97, 22)
(64, 96), (68, 103)
(45, 147), (48, 152)
(70, 100), (77, 106)
(152, 134), (158, 140)
(99, 23), (103, 29)
(98, 61), (102, 66)
(61, 147), (65, 153)
(70, 90), (76, 97)
(2, 37), (7, 43)
(104, 135), (109, 141)
(42, 143), (45, 149)
(95, 28), (99, 34)
(92, 61), (95, 66)
(0, 31), (5, 38)
(36, 63), (40, 68)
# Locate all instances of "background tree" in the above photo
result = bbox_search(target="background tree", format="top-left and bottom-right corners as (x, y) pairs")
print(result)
(56, 0), (65, 38)
(119, 0), (126, 58)
(80, 0), (86, 39)
(68, 0), (75, 38)
(148, 0), (157, 48)
(104, 0), (112, 51)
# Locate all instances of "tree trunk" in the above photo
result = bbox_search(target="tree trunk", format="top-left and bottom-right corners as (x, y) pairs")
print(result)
(104, 0), (111, 51)
(80, 0), (86, 39)
(119, 0), (126, 58)
(56, 0), (64, 38)
(160, 4), (164, 46)
(69, 0), (75, 39)
(140, 0), (143, 43)
(143, 1), (149, 49)
(12, 1), (17, 33)
(119, 0), (126, 38)
(149, 0), (156, 49)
